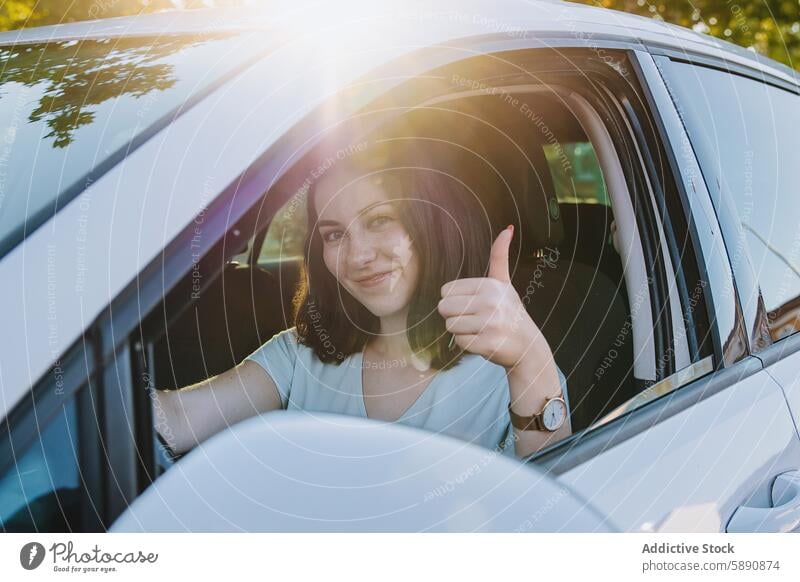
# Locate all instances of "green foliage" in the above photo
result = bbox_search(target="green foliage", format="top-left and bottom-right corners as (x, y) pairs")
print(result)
(0, 37), (190, 146)
(572, 0), (799, 70)
(0, 1), (179, 31)
(259, 192), (308, 263)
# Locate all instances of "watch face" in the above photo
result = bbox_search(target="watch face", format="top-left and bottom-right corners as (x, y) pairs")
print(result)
(542, 398), (567, 431)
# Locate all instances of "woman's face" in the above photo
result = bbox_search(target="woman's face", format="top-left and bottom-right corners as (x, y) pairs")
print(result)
(314, 173), (420, 319)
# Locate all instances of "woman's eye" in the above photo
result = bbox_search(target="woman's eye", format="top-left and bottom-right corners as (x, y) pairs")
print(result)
(321, 230), (343, 243)
(370, 214), (393, 228)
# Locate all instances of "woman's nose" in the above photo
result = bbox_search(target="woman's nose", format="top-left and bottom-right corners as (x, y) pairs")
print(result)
(343, 230), (377, 268)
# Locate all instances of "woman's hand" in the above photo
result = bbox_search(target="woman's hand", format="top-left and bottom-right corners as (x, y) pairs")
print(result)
(438, 224), (570, 457)
(437, 225), (541, 370)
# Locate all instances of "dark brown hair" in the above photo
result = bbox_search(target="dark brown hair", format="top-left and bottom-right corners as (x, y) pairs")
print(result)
(292, 150), (494, 370)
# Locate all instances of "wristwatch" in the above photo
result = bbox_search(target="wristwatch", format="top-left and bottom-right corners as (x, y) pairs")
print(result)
(508, 394), (568, 432)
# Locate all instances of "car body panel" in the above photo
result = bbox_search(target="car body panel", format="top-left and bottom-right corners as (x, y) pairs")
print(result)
(559, 365), (800, 531)
(763, 349), (800, 440)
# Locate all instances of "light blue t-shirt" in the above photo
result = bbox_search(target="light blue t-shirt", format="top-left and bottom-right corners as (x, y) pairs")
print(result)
(245, 327), (569, 458)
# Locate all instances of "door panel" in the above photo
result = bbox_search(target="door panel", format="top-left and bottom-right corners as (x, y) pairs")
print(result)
(558, 365), (800, 531)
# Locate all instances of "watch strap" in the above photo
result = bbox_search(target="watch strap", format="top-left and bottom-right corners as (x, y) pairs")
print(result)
(508, 403), (546, 431)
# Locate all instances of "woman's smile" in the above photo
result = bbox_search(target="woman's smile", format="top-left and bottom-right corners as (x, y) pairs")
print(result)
(353, 268), (398, 289)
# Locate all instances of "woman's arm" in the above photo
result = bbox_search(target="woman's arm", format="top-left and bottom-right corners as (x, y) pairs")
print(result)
(152, 359), (283, 455)
(506, 333), (572, 458)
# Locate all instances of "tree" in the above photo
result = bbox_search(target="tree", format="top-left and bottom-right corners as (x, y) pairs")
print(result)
(0, 0), (178, 32)
(0, 35), (203, 147)
(572, 0), (799, 70)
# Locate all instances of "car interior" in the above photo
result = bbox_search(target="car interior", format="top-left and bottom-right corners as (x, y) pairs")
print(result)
(148, 89), (643, 462)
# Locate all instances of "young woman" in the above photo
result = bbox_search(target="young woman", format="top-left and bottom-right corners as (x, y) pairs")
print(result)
(153, 151), (571, 459)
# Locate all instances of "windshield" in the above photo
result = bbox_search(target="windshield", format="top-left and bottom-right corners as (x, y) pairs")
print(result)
(0, 32), (271, 258)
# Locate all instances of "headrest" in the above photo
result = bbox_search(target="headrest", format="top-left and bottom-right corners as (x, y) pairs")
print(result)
(519, 142), (564, 251)
(364, 98), (565, 254)
(454, 106), (564, 254)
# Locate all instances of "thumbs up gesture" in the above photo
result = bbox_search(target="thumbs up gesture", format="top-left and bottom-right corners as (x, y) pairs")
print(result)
(437, 225), (540, 369)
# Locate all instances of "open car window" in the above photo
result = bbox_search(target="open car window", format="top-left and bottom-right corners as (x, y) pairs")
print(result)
(258, 191), (307, 264)
(544, 141), (609, 207)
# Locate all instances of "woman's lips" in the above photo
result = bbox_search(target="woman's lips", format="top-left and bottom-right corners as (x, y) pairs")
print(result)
(355, 269), (396, 288)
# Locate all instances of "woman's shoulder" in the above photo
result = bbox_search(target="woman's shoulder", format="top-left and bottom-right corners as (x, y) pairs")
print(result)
(272, 326), (300, 345)
(263, 327), (351, 367)
(247, 326), (306, 364)
(268, 326), (317, 359)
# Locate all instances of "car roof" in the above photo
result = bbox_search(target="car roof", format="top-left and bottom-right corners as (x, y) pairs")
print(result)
(0, 0), (796, 86)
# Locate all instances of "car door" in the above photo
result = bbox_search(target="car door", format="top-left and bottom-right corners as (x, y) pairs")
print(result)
(537, 52), (800, 533)
(654, 50), (800, 531)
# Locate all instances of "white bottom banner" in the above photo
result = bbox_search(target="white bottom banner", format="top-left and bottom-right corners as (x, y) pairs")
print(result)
(1, 533), (798, 581)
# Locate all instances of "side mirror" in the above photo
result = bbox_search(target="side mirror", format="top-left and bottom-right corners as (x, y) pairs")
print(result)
(113, 411), (614, 532)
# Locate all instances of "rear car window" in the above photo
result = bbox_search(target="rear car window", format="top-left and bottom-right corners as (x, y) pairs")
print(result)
(0, 32), (272, 258)
(258, 190), (308, 264)
(659, 60), (800, 342)
(543, 141), (609, 206)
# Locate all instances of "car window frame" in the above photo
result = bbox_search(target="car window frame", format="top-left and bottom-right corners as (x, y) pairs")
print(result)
(0, 33), (685, 443)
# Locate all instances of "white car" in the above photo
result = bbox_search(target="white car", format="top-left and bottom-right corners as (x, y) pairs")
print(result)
(1, 0), (800, 533)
